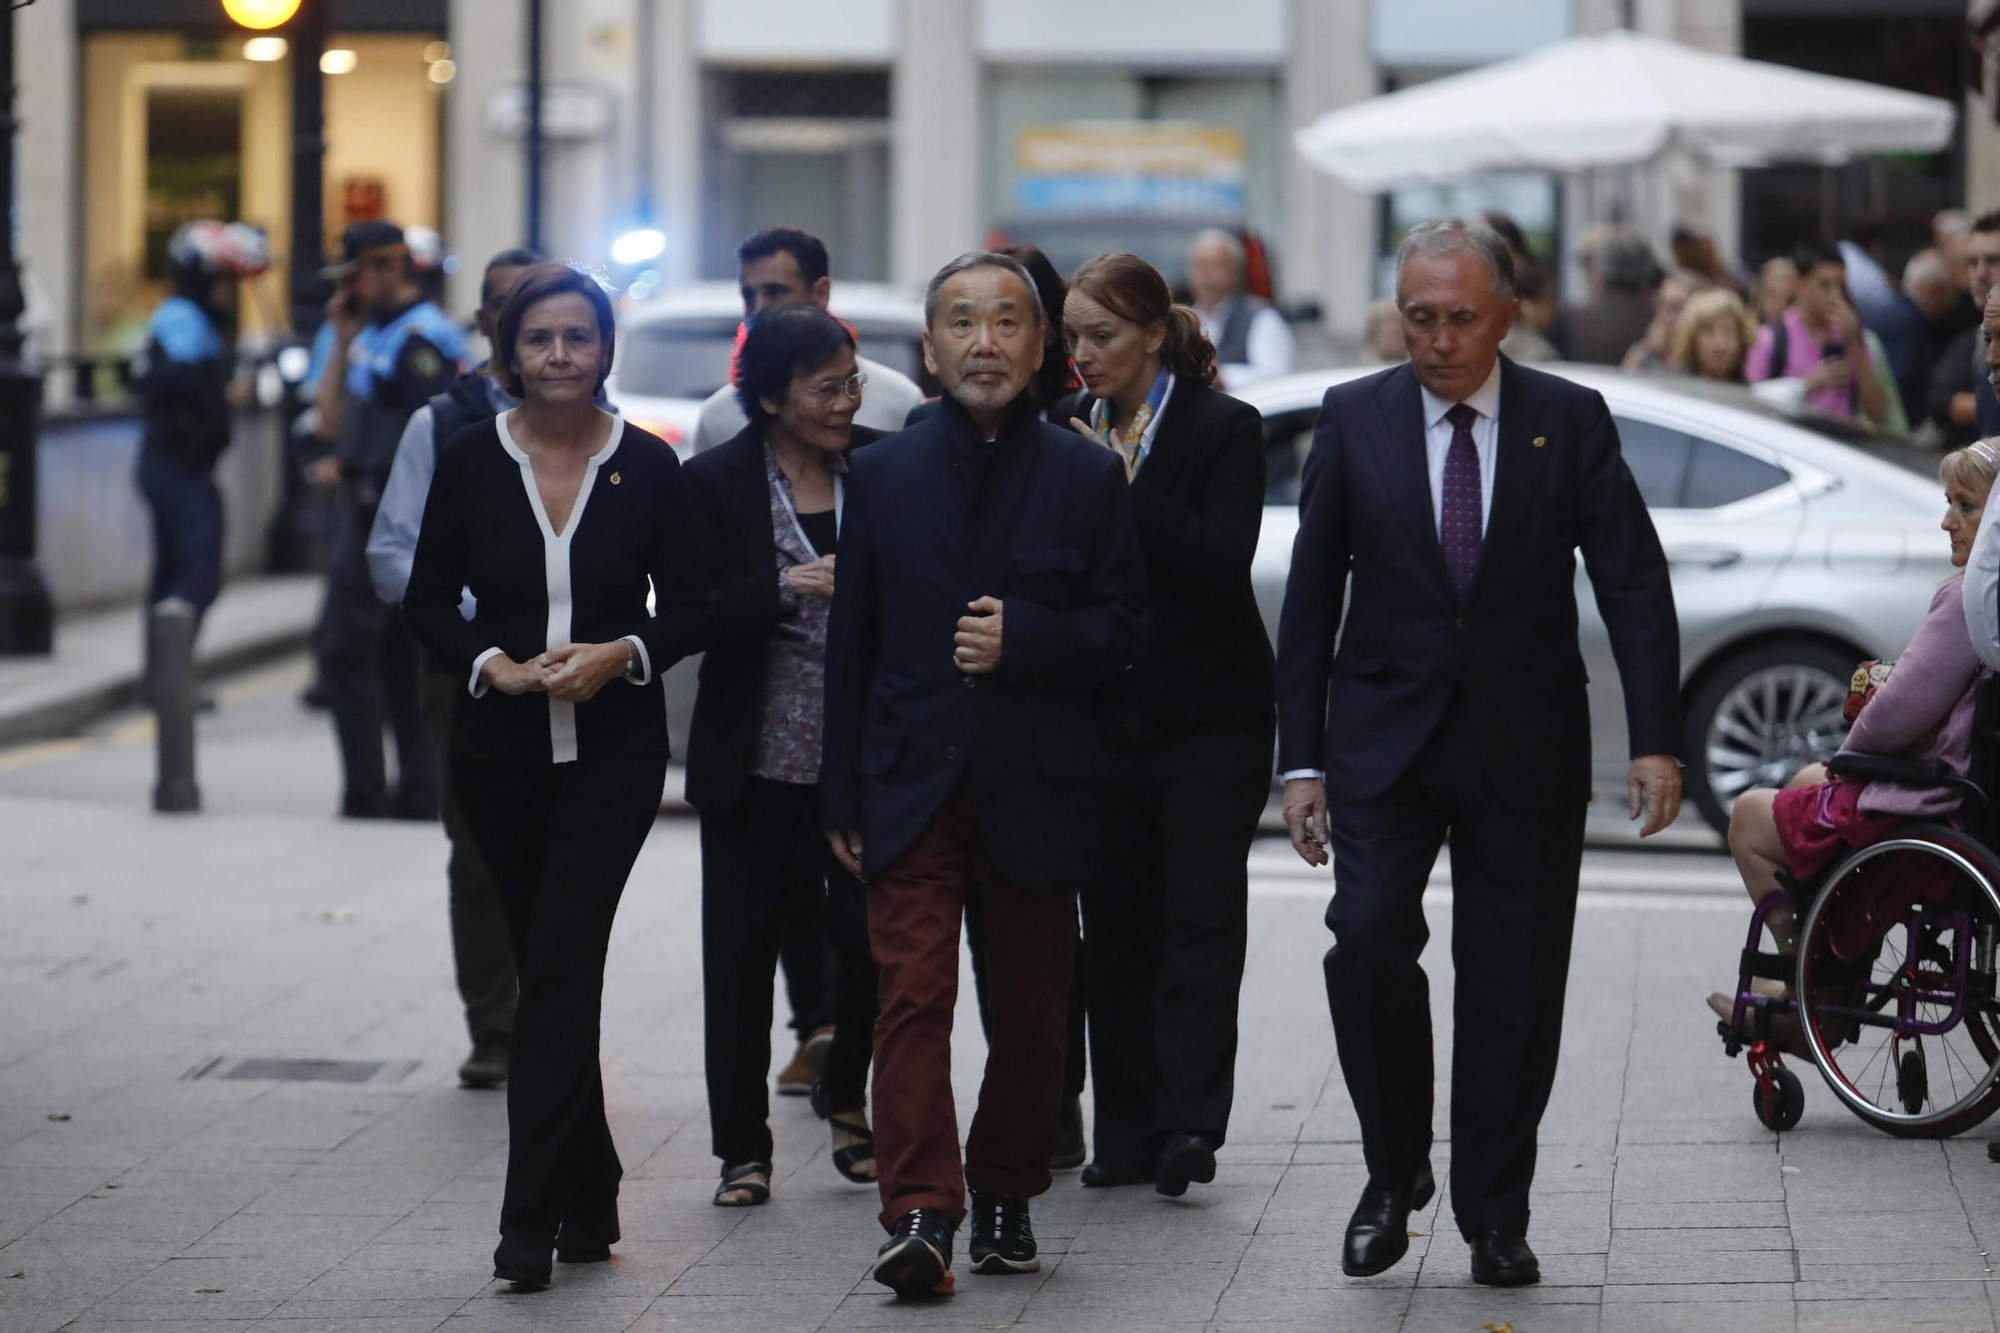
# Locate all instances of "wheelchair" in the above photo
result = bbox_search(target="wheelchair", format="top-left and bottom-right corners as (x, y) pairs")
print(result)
(1717, 678), (2000, 1138)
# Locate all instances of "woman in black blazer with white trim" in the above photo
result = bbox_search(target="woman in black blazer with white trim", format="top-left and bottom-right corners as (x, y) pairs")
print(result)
(682, 305), (884, 1208)
(1056, 252), (1275, 1199)
(405, 263), (705, 1290)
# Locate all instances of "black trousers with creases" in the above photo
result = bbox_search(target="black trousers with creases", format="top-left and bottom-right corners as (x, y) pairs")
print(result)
(455, 750), (666, 1239)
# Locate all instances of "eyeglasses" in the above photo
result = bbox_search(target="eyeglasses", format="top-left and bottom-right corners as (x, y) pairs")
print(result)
(802, 371), (868, 403)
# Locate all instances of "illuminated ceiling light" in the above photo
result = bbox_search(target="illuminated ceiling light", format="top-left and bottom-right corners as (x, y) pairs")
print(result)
(320, 49), (359, 75)
(423, 41), (451, 63)
(241, 36), (289, 62)
(610, 228), (667, 266)
(427, 59), (457, 85)
(221, 0), (302, 30)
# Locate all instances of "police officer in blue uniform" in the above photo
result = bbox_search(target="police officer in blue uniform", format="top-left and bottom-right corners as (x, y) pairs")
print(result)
(137, 220), (268, 697)
(312, 221), (466, 819)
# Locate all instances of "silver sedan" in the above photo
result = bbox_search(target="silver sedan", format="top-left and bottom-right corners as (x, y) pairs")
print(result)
(1242, 366), (1955, 836)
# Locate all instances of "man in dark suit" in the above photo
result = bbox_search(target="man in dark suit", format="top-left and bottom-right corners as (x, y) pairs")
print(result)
(823, 252), (1148, 1296)
(1275, 219), (1681, 1288)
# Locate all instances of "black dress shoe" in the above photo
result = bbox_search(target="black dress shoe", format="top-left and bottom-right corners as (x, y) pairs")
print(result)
(1340, 1163), (1436, 1278)
(1154, 1134), (1217, 1198)
(492, 1231), (553, 1290)
(1468, 1230), (1539, 1287)
(1080, 1160), (1153, 1188)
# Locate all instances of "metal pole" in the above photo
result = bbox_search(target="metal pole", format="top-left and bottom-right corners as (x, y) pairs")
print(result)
(526, 0), (545, 251)
(268, 0), (328, 573)
(149, 598), (201, 814)
(285, 0), (328, 339)
(0, 0), (53, 656)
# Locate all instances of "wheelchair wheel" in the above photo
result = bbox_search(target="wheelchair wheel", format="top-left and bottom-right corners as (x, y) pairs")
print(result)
(1753, 1065), (1805, 1132)
(1795, 829), (2000, 1138)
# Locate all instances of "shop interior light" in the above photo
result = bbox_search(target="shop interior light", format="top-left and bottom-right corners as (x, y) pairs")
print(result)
(241, 36), (289, 62)
(427, 60), (457, 85)
(320, 49), (359, 75)
(221, 0), (302, 29)
(423, 41), (451, 63)
(610, 228), (668, 267)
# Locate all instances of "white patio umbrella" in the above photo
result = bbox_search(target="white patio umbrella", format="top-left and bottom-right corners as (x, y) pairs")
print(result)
(1294, 30), (1956, 192)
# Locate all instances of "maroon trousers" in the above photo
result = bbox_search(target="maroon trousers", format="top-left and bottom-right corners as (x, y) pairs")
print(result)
(867, 784), (1079, 1229)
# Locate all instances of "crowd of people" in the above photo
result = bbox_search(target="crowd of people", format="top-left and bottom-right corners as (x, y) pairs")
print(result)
(124, 198), (2000, 1306)
(1358, 207), (2000, 452)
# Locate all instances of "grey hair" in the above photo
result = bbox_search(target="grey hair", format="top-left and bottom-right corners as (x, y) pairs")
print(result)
(1190, 227), (1245, 271)
(924, 251), (1046, 328)
(1395, 218), (1516, 304)
(1905, 248), (1953, 293)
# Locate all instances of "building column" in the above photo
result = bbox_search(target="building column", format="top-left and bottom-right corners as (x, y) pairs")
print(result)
(1284, 0), (1374, 342)
(891, 0), (979, 290)
(647, 0), (702, 286)
(17, 0), (75, 397)
(445, 0), (526, 318)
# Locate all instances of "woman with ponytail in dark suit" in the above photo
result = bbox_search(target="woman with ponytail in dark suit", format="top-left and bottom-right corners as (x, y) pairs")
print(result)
(1057, 252), (1275, 1198)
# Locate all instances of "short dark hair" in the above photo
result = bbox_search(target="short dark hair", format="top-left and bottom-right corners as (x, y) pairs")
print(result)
(1514, 262), (1551, 304)
(737, 227), (829, 287)
(1793, 240), (1844, 276)
(1975, 211), (2000, 238)
(734, 303), (857, 431)
(481, 247), (544, 304)
(492, 262), (617, 399)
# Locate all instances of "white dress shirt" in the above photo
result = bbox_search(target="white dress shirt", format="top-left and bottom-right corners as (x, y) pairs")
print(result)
(1965, 486), (2000, 672)
(1197, 299), (1296, 391)
(1280, 362), (1504, 784)
(1418, 362), (1502, 536)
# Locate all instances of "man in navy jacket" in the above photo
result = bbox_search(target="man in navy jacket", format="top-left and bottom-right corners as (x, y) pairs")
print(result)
(1276, 220), (1681, 1289)
(822, 252), (1147, 1296)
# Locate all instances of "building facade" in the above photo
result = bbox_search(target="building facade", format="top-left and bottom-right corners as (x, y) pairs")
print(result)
(16, 0), (1993, 386)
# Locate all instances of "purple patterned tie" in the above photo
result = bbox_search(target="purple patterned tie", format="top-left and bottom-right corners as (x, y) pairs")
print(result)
(1440, 403), (1483, 601)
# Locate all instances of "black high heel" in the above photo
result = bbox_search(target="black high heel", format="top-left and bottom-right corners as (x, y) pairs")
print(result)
(493, 1230), (554, 1290)
(829, 1113), (875, 1184)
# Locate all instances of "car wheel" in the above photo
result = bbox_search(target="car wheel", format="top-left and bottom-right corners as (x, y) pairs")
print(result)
(1683, 640), (1856, 838)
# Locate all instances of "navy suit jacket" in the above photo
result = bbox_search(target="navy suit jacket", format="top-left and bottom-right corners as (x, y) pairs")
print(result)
(821, 395), (1150, 889)
(1275, 357), (1679, 811)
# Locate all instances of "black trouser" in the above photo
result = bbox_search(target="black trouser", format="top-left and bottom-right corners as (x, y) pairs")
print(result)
(700, 778), (869, 1164)
(1080, 711), (1274, 1169)
(1322, 693), (1587, 1238)
(778, 906), (835, 1041)
(418, 664), (516, 1049)
(966, 874), (1086, 1101)
(455, 750), (665, 1241)
(136, 446), (224, 701)
(316, 504), (435, 818)
(822, 874), (876, 1115)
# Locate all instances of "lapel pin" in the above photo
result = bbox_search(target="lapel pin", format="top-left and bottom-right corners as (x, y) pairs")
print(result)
(1531, 436), (1546, 449)
(609, 471), (622, 485)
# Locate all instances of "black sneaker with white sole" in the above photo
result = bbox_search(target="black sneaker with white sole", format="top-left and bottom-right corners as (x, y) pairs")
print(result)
(968, 1190), (1038, 1274)
(873, 1208), (956, 1296)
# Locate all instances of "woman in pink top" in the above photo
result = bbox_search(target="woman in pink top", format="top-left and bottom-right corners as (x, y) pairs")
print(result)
(1744, 242), (1891, 424)
(1713, 441), (1996, 1027)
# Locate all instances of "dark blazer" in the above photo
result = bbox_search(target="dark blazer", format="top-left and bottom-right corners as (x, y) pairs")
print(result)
(821, 396), (1150, 889)
(1056, 379), (1274, 730)
(404, 417), (707, 764)
(1275, 357), (1678, 811)
(680, 422), (885, 815)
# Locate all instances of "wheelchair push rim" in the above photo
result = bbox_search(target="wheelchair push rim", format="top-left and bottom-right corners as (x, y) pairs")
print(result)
(1795, 834), (2000, 1138)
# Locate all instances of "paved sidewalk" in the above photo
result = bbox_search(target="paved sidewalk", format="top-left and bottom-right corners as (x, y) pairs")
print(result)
(0, 577), (321, 746)
(5, 772), (2000, 1333)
